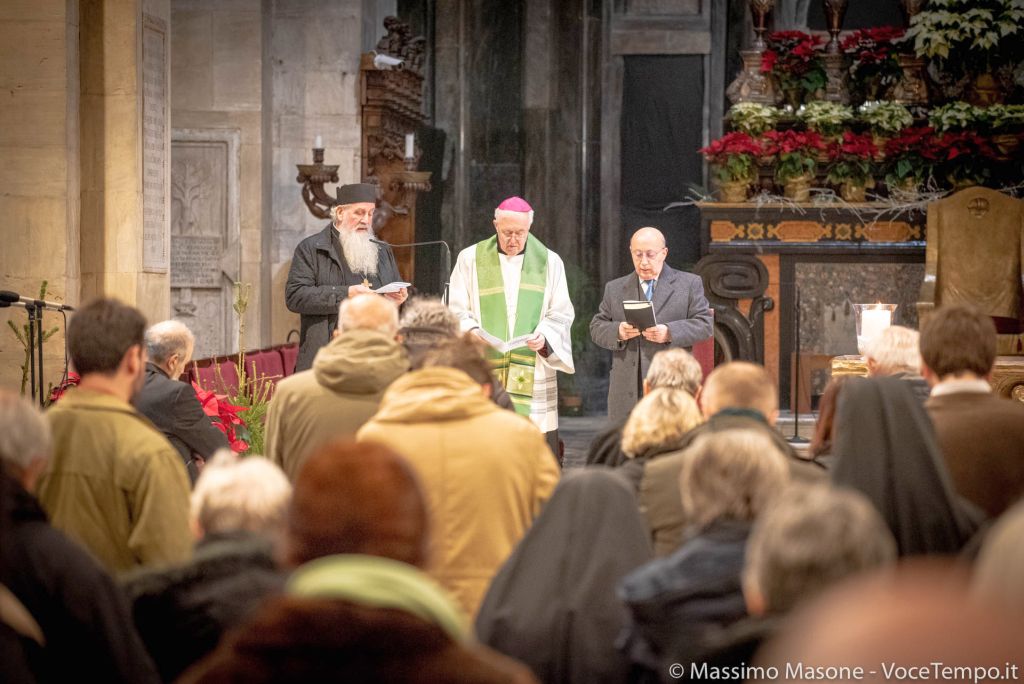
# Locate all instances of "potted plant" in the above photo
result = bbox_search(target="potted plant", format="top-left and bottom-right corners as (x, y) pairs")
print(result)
(906, 0), (1024, 105)
(798, 101), (854, 140)
(699, 132), (763, 202)
(935, 130), (998, 189)
(884, 126), (939, 195)
(762, 129), (827, 201)
(988, 103), (1024, 158)
(928, 101), (987, 132)
(727, 102), (780, 135)
(842, 26), (907, 102)
(858, 101), (914, 153)
(826, 131), (879, 202)
(761, 31), (827, 108)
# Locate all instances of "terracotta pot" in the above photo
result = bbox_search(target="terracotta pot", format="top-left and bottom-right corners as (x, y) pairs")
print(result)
(991, 133), (1020, 161)
(840, 181), (867, 202)
(871, 133), (889, 158)
(947, 173), (979, 192)
(781, 85), (804, 109)
(968, 72), (1004, 107)
(783, 174), (813, 202)
(718, 179), (750, 203)
(891, 176), (919, 199)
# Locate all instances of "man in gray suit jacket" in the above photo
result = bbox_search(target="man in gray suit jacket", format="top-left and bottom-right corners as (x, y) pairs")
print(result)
(590, 227), (713, 421)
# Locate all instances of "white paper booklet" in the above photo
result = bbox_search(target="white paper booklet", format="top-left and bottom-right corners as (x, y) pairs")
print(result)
(475, 328), (534, 353)
(372, 281), (412, 294)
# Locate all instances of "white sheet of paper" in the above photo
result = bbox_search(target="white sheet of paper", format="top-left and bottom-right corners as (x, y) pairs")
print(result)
(475, 329), (535, 353)
(372, 281), (411, 294)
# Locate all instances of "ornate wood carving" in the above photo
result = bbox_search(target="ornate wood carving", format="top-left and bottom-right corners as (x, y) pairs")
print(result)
(694, 254), (775, 364)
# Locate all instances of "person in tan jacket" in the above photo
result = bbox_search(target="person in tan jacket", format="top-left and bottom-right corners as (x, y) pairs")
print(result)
(265, 294), (409, 481)
(357, 335), (560, 619)
(39, 298), (192, 572)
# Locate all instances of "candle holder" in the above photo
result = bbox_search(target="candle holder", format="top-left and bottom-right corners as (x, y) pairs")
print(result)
(853, 303), (898, 355)
(823, 0), (849, 55)
(296, 146), (341, 220)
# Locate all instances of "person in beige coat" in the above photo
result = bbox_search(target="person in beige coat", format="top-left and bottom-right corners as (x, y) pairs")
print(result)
(265, 295), (409, 481)
(357, 336), (560, 619)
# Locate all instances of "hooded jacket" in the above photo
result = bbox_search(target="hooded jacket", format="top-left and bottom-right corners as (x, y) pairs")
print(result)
(265, 329), (409, 481)
(357, 367), (560, 619)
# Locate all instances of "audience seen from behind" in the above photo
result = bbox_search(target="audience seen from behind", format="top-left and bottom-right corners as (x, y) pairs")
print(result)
(181, 440), (536, 683)
(398, 296), (461, 369)
(921, 305), (1024, 519)
(619, 388), (703, 485)
(357, 334), (560, 619)
(264, 294), (409, 481)
(586, 347), (703, 468)
(618, 429), (791, 679)
(38, 298), (192, 572)
(864, 325), (928, 400)
(123, 451), (292, 682)
(476, 469), (653, 684)
(135, 320), (229, 482)
(830, 375), (980, 556)
(0, 390), (160, 683)
(971, 500), (1024, 612)
(416, 327), (515, 411)
(807, 375), (847, 466)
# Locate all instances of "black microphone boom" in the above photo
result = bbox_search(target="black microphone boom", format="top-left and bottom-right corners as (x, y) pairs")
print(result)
(368, 238), (453, 304)
(0, 290), (75, 311)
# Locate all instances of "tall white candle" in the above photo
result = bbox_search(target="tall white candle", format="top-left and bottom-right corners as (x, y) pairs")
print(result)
(314, 134), (323, 149)
(861, 308), (891, 341)
(405, 132), (415, 158)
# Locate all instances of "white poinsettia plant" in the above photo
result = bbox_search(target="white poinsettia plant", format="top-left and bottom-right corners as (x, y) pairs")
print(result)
(728, 102), (781, 135)
(858, 101), (914, 133)
(906, 0), (1024, 71)
(797, 101), (854, 136)
(929, 101), (988, 131)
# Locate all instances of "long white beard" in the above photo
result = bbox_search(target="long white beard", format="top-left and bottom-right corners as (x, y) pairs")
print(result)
(338, 228), (380, 277)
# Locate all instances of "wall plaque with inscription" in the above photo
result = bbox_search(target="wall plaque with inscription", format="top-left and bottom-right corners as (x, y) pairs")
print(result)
(171, 236), (223, 288)
(143, 15), (169, 272)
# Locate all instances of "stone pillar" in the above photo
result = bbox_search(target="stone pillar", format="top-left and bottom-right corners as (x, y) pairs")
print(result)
(79, 0), (172, 324)
(0, 0), (81, 392)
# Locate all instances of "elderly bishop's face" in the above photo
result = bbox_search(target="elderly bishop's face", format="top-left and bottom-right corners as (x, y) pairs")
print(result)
(494, 212), (531, 256)
(334, 202), (376, 235)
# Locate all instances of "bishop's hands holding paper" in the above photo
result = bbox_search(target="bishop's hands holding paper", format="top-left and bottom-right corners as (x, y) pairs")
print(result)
(448, 197), (575, 450)
(590, 227), (713, 422)
(286, 183), (409, 372)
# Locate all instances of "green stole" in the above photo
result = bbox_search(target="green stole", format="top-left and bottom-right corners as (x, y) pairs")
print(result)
(475, 235), (548, 416)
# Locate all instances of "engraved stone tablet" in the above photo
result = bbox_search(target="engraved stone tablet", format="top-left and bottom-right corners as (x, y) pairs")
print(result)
(171, 236), (223, 288)
(143, 16), (169, 272)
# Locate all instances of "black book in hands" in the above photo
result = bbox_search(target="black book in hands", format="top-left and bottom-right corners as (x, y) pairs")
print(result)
(623, 300), (657, 331)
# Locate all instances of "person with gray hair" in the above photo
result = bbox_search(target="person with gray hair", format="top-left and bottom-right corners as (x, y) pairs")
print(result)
(134, 319), (228, 482)
(618, 429), (791, 678)
(586, 347), (704, 468)
(397, 296), (459, 368)
(864, 325), (929, 401)
(123, 451), (292, 682)
(265, 294), (409, 480)
(0, 389), (162, 683)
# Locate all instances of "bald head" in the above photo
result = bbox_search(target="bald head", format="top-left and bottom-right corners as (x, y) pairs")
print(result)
(701, 361), (779, 424)
(145, 320), (195, 378)
(629, 227), (668, 280)
(338, 294), (399, 337)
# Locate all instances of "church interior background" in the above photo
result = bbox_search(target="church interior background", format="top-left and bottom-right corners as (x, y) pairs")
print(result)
(3, 0), (1023, 416)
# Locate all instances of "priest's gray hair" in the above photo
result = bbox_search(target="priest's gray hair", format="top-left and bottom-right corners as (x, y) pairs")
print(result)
(864, 325), (921, 376)
(0, 389), (52, 473)
(679, 429), (790, 530)
(146, 320), (195, 364)
(744, 483), (897, 615)
(191, 450), (292, 537)
(338, 294), (399, 336)
(494, 208), (534, 225)
(646, 348), (704, 395)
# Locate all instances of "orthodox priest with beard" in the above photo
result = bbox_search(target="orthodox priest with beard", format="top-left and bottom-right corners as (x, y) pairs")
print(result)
(286, 183), (408, 372)
(449, 196), (574, 458)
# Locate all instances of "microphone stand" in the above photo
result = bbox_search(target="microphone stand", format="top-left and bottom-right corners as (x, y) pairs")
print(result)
(1, 300), (45, 406)
(789, 284), (809, 444)
(371, 238), (452, 304)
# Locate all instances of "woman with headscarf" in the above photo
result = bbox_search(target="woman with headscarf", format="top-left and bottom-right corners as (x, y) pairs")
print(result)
(830, 376), (980, 556)
(475, 469), (653, 684)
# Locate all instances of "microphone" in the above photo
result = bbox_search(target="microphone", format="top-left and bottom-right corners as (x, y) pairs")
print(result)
(0, 290), (75, 312)
(369, 237), (453, 304)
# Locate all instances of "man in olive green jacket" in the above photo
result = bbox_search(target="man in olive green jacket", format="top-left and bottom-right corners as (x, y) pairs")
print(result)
(38, 299), (192, 573)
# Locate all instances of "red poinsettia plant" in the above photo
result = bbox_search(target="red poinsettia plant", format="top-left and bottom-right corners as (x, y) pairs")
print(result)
(193, 381), (250, 453)
(47, 372), (81, 405)
(827, 131), (880, 186)
(884, 126), (940, 186)
(762, 129), (827, 182)
(934, 131), (998, 187)
(761, 31), (827, 101)
(700, 132), (763, 183)
(841, 26), (906, 101)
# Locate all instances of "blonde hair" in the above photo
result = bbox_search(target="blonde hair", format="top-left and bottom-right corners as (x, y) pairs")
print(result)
(679, 429), (790, 530)
(701, 361), (777, 419)
(191, 451), (293, 537)
(646, 348), (703, 395)
(864, 325), (921, 376)
(621, 388), (703, 458)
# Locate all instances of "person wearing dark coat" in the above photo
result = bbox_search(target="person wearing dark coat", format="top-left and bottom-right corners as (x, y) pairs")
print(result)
(476, 469), (653, 683)
(830, 376), (981, 556)
(135, 320), (228, 482)
(122, 454), (292, 682)
(285, 183), (407, 372)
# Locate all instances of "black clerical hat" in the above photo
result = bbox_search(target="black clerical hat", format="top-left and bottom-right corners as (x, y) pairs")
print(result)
(335, 183), (378, 206)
